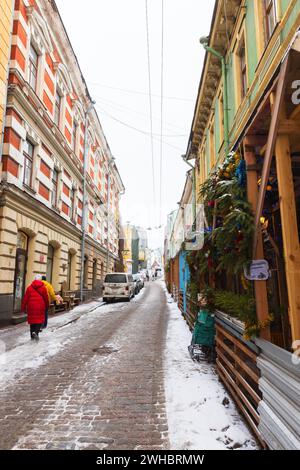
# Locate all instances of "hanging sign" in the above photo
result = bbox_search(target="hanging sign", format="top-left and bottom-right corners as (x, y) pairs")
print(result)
(244, 260), (270, 281)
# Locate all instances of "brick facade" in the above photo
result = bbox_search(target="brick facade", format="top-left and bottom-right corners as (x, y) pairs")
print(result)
(0, 0), (125, 324)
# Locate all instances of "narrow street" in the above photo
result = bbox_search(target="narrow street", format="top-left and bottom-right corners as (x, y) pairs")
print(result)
(0, 282), (257, 451)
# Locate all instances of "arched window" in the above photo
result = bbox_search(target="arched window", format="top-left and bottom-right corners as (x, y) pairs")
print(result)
(92, 259), (97, 289)
(67, 251), (72, 290)
(83, 255), (89, 289)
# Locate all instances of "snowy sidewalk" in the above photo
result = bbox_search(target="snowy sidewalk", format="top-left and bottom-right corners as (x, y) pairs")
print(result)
(163, 284), (258, 450)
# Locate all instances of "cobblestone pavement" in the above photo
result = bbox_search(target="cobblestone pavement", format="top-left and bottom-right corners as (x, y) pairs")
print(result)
(0, 282), (169, 450)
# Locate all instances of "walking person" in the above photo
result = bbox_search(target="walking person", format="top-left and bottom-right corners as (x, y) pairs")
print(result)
(21, 275), (49, 341)
(41, 275), (56, 329)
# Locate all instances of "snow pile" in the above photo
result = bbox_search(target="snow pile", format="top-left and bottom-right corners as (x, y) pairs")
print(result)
(163, 286), (258, 450)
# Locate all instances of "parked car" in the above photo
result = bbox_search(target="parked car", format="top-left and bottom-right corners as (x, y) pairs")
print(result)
(137, 273), (144, 289)
(103, 273), (135, 302)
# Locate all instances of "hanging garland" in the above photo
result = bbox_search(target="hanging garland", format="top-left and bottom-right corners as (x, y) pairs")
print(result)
(198, 152), (254, 275)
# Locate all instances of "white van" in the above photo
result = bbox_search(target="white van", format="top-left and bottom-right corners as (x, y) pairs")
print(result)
(103, 273), (135, 302)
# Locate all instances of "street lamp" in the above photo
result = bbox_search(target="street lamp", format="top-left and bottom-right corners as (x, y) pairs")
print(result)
(80, 100), (95, 303)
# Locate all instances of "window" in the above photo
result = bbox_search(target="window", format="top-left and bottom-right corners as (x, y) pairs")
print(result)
(72, 121), (78, 152)
(29, 44), (38, 91)
(23, 139), (34, 187)
(52, 168), (59, 207)
(92, 259), (97, 289)
(219, 94), (224, 145)
(54, 90), (62, 126)
(70, 187), (75, 222)
(209, 123), (215, 168)
(264, 0), (277, 43)
(239, 41), (247, 100)
(67, 251), (72, 290)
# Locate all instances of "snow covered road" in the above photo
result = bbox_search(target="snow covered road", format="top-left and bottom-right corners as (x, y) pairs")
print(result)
(0, 281), (257, 450)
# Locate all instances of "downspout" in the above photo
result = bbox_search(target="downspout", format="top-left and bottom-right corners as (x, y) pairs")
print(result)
(0, 0), (15, 158)
(199, 37), (230, 159)
(80, 101), (95, 303)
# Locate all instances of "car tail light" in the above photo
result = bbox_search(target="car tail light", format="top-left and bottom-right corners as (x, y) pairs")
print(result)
(125, 286), (129, 291)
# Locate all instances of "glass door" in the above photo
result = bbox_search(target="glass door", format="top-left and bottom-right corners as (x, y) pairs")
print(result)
(13, 232), (28, 313)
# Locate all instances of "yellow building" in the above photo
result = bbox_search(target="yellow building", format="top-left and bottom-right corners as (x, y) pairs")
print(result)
(122, 224), (133, 273)
(0, 0), (13, 147)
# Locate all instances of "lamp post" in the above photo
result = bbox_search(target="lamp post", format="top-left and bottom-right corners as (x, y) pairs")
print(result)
(80, 101), (95, 303)
(199, 36), (230, 158)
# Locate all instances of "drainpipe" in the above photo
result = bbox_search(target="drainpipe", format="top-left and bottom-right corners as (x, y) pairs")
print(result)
(0, 0), (15, 158)
(199, 37), (230, 159)
(80, 101), (95, 303)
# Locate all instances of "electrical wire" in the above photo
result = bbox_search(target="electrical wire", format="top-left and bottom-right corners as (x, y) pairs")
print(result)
(88, 82), (194, 102)
(95, 105), (185, 151)
(145, 0), (156, 214)
(92, 94), (187, 133)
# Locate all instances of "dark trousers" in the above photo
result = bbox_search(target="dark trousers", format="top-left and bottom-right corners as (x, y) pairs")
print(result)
(30, 324), (42, 338)
(43, 309), (48, 328)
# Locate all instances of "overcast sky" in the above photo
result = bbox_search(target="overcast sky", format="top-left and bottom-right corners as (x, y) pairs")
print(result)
(55, 0), (215, 248)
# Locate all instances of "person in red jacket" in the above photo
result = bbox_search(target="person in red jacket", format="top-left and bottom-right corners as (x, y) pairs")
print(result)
(21, 275), (49, 341)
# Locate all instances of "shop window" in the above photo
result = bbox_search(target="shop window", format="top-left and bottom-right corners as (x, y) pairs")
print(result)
(23, 139), (34, 188)
(66, 251), (72, 290)
(13, 232), (28, 313)
(46, 244), (54, 283)
(28, 44), (38, 91)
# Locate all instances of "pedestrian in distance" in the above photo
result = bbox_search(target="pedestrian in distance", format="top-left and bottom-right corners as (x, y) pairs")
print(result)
(41, 275), (56, 329)
(21, 275), (49, 341)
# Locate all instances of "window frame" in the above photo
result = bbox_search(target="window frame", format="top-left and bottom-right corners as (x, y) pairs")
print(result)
(23, 139), (34, 188)
(51, 168), (59, 208)
(54, 89), (62, 127)
(264, 0), (277, 44)
(28, 43), (39, 92)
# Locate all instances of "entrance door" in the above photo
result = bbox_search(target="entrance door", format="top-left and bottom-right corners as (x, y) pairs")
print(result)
(13, 232), (28, 313)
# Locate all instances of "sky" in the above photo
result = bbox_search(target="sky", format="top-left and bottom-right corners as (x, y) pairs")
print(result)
(55, 0), (216, 248)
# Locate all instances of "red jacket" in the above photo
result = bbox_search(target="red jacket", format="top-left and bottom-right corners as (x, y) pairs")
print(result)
(21, 280), (49, 325)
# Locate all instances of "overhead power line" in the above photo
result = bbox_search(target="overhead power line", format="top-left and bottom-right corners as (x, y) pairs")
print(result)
(88, 82), (194, 103)
(95, 105), (186, 152)
(92, 94), (187, 132)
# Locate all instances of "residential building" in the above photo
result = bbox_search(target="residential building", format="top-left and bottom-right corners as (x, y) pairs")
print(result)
(0, 0), (125, 324)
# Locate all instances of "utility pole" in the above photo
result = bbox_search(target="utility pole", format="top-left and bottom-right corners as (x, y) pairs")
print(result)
(80, 101), (95, 303)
